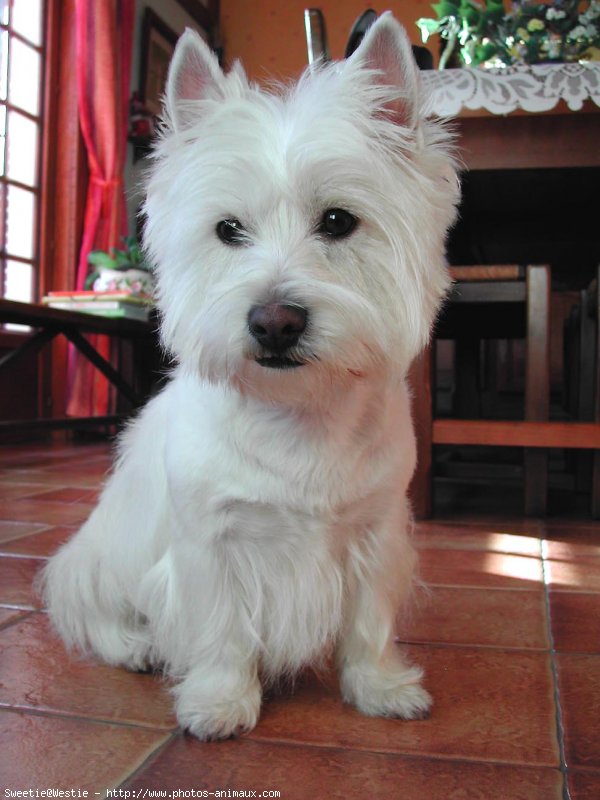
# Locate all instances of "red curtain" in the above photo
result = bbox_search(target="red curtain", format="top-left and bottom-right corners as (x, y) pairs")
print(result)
(67, 0), (135, 416)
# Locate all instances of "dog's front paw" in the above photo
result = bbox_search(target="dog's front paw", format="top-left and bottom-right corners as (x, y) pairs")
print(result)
(341, 663), (432, 720)
(174, 675), (261, 740)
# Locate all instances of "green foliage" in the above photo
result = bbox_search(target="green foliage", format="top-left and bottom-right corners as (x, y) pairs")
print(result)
(417, 0), (600, 67)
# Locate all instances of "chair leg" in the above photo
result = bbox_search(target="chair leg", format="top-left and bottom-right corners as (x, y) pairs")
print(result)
(409, 346), (434, 519)
(592, 265), (600, 518)
(524, 265), (551, 516)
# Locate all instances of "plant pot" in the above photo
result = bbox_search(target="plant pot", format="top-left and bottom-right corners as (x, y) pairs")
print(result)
(92, 268), (154, 295)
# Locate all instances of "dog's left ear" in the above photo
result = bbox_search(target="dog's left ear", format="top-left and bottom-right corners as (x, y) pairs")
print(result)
(348, 12), (420, 130)
(165, 28), (225, 131)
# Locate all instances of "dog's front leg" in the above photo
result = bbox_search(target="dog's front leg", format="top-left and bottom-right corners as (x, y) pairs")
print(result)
(166, 541), (262, 740)
(337, 499), (431, 720)
(156, 515), (262, 738)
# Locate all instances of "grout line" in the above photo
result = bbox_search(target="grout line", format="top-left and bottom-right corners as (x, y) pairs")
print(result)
(0, 703), (178, 733)
(0, 608), (34, 631)
(0, 551), (49, 559)
(395, 638), (551, 654)
(540, 535), (572, 800)
(243, 733), (564, 771)
(117, 730), (181, 790)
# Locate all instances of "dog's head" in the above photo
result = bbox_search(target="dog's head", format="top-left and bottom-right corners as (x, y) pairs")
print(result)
(144, 14), (459, 401)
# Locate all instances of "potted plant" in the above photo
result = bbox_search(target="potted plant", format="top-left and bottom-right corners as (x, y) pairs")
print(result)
(85, 236), (155, 295)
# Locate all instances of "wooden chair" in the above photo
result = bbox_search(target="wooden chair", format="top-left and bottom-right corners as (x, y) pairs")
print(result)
(410, 264), (552, 517)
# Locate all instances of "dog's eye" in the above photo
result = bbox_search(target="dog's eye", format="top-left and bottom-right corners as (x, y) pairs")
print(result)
(216, 219), (246, 245)
(319, 208), (357, 239)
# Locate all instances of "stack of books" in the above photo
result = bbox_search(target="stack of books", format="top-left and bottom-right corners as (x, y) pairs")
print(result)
(42, 291), (154, 322)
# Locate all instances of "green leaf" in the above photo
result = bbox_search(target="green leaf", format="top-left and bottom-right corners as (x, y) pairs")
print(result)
(432, 1), (460, 20)
(113, 251), (132, 268)
(459, 0), (482, 27)
(87, 251), (116, 268)
(473, 40), (498, 63)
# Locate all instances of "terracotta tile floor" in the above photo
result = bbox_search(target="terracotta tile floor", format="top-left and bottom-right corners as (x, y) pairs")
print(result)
(1, 441), (599, 799)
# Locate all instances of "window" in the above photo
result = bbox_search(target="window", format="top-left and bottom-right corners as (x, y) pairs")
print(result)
(0, 0), (45, 303)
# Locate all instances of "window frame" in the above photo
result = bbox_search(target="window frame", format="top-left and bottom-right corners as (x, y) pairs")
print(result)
(0, 2), (46, 307)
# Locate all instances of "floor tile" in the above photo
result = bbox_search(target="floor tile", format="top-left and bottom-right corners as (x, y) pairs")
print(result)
(418, 547), (544, 590)
(545, 557), (600, 593)
(0, 443), (111, 468)
(0, 520), (49, 544)
(124, 735), (563, 799)
(556, 654), (600, 769)
(250, 645), (559, 767)
(0, 482), (60, 501)
(544, 537), (600, 560)
(414, 522), (542, 556)
(0, 525), (77, 558)
(432, 516), (544, 534)
(39, 461), (110, 480)
(0, 469), (102, 489)
(568, 770), (600, 800)
(0, 557), (43, 608)
(0, 708), (171, 792)
(544, 522), (600, 558)
(21, 487), (100, 504)
(549, 593), (600, 654)
(0, 498), (93, 526)
(397, 586), (549, 650)
(0, 613), (177, 730)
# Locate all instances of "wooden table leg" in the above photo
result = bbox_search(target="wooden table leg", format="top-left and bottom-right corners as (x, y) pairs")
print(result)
(592, 265), (600, 518)
(524, 265), (551, 515)
(408, 346), (434, 519)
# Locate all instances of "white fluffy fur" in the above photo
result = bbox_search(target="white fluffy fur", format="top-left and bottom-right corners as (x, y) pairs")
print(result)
(42, 13), (459, 740)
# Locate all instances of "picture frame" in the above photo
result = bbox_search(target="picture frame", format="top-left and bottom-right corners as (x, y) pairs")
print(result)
(139, 9), (179, 117)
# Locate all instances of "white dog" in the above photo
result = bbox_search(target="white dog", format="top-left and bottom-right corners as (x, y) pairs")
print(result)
(43, 13), (458, 740)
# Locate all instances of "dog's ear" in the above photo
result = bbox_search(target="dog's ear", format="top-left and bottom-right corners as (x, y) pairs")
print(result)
(166, 28), (224, 131)
(348, 12), (420, 130)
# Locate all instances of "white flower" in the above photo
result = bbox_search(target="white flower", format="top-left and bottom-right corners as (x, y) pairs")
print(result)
(546, 8), (566, 20)
(569, 24), (588, 39)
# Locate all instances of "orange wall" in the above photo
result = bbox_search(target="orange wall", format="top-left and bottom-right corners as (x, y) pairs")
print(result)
(220, 1), (432, 83)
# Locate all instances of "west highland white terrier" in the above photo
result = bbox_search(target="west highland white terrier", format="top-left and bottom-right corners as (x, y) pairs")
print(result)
(43, 13), (459, 740)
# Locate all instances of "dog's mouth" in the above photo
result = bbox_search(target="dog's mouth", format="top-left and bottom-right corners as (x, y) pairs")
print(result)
(255, 356), (306, 370)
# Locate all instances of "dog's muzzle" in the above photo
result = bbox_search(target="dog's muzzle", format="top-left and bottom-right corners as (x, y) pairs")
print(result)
(248, 303), (308, 369)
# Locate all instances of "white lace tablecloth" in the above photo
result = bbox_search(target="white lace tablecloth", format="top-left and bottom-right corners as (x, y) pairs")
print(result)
(422, 62), (600, 117)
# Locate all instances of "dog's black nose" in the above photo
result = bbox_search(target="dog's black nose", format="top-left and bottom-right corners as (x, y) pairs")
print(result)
(248, 303), (308, 353)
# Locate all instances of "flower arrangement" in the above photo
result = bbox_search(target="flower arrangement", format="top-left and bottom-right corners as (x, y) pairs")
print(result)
(417, 0), (600, 68)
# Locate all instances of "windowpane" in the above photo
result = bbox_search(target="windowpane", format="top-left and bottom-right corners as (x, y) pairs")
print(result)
(0, 29), (8, 102)
(0, 1), (7, 26)
(12, 0), (43, 47)
(5, 258), (33, 302)
(8, 39), (40, 116)
(7, 111), (38, 186)
(6, 184), (35, 259)
(0, 104), (6, 175)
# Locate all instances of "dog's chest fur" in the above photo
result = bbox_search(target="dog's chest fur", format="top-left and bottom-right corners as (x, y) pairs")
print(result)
(163, 370), (414, 519)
